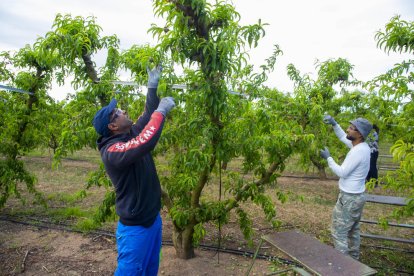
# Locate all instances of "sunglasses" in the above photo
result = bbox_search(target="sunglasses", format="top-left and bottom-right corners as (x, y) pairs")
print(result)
(348, 125), (359, 132)
(110, 108), (124, 123)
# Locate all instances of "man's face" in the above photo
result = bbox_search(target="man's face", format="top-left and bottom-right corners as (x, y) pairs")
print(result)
(346, 124), (361, 141)
(109, 108), (133, 133)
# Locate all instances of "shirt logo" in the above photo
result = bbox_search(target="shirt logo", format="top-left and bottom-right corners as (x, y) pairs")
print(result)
(107, 113), (163, 153)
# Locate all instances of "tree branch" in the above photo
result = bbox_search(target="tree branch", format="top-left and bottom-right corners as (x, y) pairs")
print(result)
(169, 0), (209, 40)
(225, 161), (281, 212)
(81, 48), (100, 84)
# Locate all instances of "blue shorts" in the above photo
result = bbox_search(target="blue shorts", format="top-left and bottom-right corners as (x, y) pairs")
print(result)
(115, 213), (162, 276)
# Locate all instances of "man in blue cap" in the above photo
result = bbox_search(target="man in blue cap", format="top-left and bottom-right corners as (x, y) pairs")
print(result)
(93, 65), (175, 275)
(320, 115), (373, 260)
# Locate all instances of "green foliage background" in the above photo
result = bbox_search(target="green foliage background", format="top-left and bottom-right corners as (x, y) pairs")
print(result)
(0, 2), (412, 259)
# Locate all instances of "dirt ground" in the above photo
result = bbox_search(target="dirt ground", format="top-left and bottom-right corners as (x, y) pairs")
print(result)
(0, 218), (274, 276)
(1, 162), (412, 275)
(0, 163), (333, 276)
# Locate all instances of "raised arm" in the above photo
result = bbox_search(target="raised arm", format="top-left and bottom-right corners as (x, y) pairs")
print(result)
(134, 65), (162, 131)
(103, 112), (165, 168)
(104, 96), (176, 168)
(333, 124), (352, 149)
(323, 114), (352, 149)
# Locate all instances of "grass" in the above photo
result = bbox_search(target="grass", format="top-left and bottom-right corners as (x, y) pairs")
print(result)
(2, 147), (413, 275)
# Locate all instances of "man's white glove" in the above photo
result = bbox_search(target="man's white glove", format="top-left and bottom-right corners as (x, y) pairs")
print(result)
(320, 147), (331, 160)
(323, 115), (337, 126)
(147, 65), (162, 89)
(155, 97), (175, 116)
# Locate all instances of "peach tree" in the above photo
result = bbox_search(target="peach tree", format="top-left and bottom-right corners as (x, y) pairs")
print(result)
(366, 16), (414, 219)
(287, 58), (362, 179)
(0, 36), (66, 207)
(148, 0), (312, 259)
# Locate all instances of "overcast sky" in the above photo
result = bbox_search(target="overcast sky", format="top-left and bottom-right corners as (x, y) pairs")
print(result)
(1, 0), (413, 100)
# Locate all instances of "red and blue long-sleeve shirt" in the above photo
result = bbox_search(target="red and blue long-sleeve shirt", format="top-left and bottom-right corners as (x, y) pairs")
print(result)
(97, 87), (165, 227)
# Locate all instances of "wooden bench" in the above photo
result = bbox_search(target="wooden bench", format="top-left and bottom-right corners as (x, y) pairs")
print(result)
(361, 194), (413, 244)
(365, 194), (408, 206)
(248, 230), (376, 276)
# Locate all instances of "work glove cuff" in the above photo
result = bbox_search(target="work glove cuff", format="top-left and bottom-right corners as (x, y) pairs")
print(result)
(147, 80), (159, 89)
(323, 115), (337, 126)
(155, 97), (175, 116)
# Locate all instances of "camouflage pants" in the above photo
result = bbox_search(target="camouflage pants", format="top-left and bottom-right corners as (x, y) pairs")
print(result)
(331, 191), (366, 260)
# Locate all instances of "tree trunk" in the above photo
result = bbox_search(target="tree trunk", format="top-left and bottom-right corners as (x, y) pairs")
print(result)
(172, 225), (195, 259)
(310, 156), (327, 180)
(317, 166), (327, 179)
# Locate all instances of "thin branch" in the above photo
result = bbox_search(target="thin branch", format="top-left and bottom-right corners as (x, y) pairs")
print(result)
(21, 250), (30, 273)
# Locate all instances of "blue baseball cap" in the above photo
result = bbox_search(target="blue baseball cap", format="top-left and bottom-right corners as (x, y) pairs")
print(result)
(93, 98), (117, 137)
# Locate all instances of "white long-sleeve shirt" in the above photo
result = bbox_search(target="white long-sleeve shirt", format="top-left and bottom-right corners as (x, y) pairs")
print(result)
(326, 124), (371, 193)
